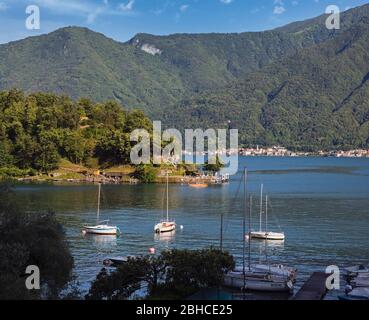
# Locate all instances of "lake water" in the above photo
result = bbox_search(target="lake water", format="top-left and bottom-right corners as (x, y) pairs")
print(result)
(13, 156), (369, 299)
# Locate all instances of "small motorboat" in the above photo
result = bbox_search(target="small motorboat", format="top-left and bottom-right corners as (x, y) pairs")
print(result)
(338, 287), (369, 300)
(103, 255), (138, 267)
(351, 278), (369, 288)
(189, 183), (208, 188)
(344, 264), (369, 277)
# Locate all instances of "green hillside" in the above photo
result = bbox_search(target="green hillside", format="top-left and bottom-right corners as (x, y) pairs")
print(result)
(162, 16), (369, 150)
(0, 4), (369, 150)
(2, 6), (365, 115)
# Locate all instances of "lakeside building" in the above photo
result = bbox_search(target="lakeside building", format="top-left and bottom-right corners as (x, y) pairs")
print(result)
(239, 146), (369, 158)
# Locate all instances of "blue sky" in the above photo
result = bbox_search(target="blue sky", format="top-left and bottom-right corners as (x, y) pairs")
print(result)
(0, 0), (368, 44)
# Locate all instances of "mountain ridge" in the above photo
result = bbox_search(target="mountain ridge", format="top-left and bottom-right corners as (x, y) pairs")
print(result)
(1, 4), (369, 149)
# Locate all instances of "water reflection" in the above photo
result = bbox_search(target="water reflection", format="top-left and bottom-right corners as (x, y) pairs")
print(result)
(154, 231), (176, 245)
(82, 234), (118, 249)
(10, 156), (369, 299)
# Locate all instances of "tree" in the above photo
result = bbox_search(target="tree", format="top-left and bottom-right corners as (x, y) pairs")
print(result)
(0, 184), (74, 299)
(61, 131), (89, 164)
(0, 90), (153, 176)
(86, 259), (147, 300)
(203, 155), (224, 173)
(87, 248), (235, 300)
(96, 130), (131, 165)
(0, 141), (14, 167)
(133, 164), (158, 183)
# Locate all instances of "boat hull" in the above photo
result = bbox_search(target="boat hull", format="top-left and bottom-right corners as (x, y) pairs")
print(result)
(223, 272), (293, 292)
(83, 225), (119, 235)
(189, 184), (208, 188)
(154, 222), (176, 233)
(250, 231), (285, 241)
(234, 264), (297, 282)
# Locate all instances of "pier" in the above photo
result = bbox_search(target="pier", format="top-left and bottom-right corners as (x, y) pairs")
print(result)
(292, 272), (331, 300)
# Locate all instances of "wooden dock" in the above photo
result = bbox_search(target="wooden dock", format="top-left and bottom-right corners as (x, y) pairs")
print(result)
(292, 272), (331, 300)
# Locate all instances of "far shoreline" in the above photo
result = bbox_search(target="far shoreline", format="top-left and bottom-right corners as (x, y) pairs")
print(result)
(4, 154), (368, 186)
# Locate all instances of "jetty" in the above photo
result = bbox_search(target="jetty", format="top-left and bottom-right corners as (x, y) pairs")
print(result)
(292, 272), (331, 300)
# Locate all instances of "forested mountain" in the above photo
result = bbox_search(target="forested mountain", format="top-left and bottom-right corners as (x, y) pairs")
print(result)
(163, 14), (369, 150)
(1, 4), (369, 149)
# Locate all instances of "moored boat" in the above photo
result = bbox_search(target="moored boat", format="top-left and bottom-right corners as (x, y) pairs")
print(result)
(249, 231), (285, 241)
(189, 183), (208, 188)
(83, 223), (120, 235)
(223, 168), (295, 293)
(344, 264), (369, 277)
(154, 221), (176, 233)
(234, 264), (297, 282)
(338, 287), (369, 300)
(249, 185), (285, 241)
(103, 255), (138, 267)
(224, 271), (294, 292)
(154, 171), (177, 234)
(82, 184), (119, 236)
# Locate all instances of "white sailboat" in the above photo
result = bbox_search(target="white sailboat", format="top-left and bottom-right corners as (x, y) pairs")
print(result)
(249, 185), (285, 241)
(223, 168), (295, 293)
(154, 171), (176, 233)
(83, 184), (120, 236)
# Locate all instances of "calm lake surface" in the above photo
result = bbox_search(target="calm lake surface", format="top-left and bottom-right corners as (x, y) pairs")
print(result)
(13, 156), (369, 299)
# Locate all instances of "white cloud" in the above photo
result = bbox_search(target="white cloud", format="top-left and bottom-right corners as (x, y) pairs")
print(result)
(28, 0), (135, 24)
(32, 0), (93, 14)
(180, 4), (189, 13)
(0, 2), (8, 11)
(273, 6), (286, 14)
(119, 0), (135, 12)
(220, 0), (233, 4)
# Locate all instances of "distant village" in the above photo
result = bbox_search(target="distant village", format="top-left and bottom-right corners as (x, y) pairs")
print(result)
(238, 146), (369, 158)
(182, 146), (369, 158)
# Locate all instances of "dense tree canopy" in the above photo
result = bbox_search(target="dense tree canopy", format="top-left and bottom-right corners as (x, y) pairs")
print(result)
(0, 90), (152, 176)
(87, 248), (235, 300)
(0, 184), (74, 299)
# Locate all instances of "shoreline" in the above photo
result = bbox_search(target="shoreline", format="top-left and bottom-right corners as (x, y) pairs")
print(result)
(2, 155), (369, 185)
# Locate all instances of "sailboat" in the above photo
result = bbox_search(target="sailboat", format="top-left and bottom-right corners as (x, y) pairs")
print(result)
(83, 184), (120, 236)
(249, 185), (285, 241)
(154, 171), (176, 233)
(223, 168), (295, 292)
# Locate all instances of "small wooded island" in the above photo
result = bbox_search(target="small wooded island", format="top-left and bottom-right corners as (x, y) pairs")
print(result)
(0, 89), (227, 184)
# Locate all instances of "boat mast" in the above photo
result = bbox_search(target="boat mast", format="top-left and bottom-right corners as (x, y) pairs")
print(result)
(259, 184), (263, 231)
(166, 170), (169, 221)
(265, 195), (268, 233)
(97, 183), (101, 224)
(243, 168), (247, 286)
(265, 195), (270, 271)
(220, 211), (224, 251)
(248, 195), (252, 272)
